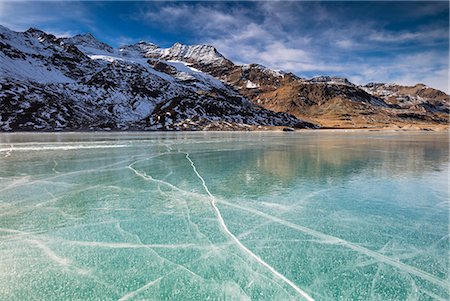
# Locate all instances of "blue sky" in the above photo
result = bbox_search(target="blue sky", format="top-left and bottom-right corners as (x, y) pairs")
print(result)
(1, 1), (448, 92)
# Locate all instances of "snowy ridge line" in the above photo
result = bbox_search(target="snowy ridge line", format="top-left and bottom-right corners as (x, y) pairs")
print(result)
(218, 199), (450, 291)
(0, 144), (129, 152)
(183, 152), (315, 301)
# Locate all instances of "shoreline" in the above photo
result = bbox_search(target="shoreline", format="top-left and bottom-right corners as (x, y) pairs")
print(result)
(0, 127), (448, 135)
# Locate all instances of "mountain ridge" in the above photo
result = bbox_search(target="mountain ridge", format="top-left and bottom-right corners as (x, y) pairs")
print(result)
(1, 25), (312, 131)
(0, 25), (448, 131)
(16, 26), (449, 95)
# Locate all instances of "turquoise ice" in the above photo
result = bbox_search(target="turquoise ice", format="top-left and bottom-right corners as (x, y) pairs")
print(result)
(0, 132), (448, 300)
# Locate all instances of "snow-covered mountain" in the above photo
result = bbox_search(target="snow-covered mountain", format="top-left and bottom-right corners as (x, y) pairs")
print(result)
(163, 43), (448, 129)
(362, 83), (449, 114)
(0, 25), (448, 131)
(0, 26), (312, 131)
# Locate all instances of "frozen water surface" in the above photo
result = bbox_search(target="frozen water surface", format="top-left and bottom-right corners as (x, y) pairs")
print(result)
(0, 132), (448, 300)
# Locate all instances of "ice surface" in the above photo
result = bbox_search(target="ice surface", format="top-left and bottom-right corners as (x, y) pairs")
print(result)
(0, 132), (448, 300)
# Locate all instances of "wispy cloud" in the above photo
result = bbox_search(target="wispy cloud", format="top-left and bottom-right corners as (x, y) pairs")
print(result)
(346, 51), (449, 92)
(133, 2), (448, 91)
(0, 1), (97, 34)
(135, 2), (246, 36)
(1, 1), (448, 92)
(369, 28), (448, 43)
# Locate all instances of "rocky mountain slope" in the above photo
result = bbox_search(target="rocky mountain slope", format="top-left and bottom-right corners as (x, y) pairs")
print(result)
(362, 83), (449, 113)
(165, 50), (448, 130)
(0, 26), (312, 131)
(0, 25), (448, 131)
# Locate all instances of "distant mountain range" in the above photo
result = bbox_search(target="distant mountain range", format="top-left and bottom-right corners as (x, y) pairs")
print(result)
(0, 25), (448, 131)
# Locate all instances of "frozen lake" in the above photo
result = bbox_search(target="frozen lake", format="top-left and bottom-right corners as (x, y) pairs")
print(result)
(0, 131), (448, 300)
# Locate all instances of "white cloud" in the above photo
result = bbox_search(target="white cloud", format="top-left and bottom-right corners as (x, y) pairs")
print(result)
(138, 2), (448, 92)
(369, 28), (448, 43)
(1, 1), (448, 93)
(0, 1), (96, 33)
(44, 30), (77, 38)
(347, 51), (449, 93)
(137, 3), (245, 36)
(336, 39), (356, 49)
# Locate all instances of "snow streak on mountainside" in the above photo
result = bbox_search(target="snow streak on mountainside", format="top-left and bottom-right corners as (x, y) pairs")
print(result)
(177, 48), (448, 129)
(362, 83), (449, 114)
(0, 25), (448, 131)
(0, 26), (311, 131)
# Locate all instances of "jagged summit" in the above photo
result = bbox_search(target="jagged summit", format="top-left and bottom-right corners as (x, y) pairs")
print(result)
(308, 76), (354, 86)
(362, 82), (449, 114)
(137, 40), (158, 47)
(242, 63), (287, 78)
(117, 41), (230, 66)
(160, 42), (229, 65)
(81, 32), (95, 38)
(62, 32), (113, 54)
(67, 32), (99, 42)
(119, 41), (159, 57)
(25, 27), (46, 35)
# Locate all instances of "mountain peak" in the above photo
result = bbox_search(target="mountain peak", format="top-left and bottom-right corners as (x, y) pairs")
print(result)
(79, 32), (96, 39)
(309, 76), (354, 86)
(163, 42), (228, 65)
(137, 40), (157, 46)
(71, 32), (99, 42)
(25, 27), (47, 37)
(62, 32), (113, 54)
(169, 42), (220, 52)
(26, 27), (44, 33)
(119, 40), (159, 57)
(415, 83), (427, 89)
(241, 64), (287, 79)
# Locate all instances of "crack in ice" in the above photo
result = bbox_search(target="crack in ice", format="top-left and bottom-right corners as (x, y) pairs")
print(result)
(128, 153), (315, 299)
(117, 248), (220, 300)
(184, 152), (315, 301)
(118, 277), (163, 301)
(0, 144), (130, 152)
(158, 181), (214, 245)
(52, 159), (60, 174)
(25, 239), (88, 275)
(55, 239), (200, 249)
(0, 153), (165, 194)
(422, 289), (448, 301)
(3, 144), (13, 157)
(218, 199), (450, 292)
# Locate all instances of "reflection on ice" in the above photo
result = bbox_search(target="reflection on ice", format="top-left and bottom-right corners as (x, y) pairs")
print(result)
(184, 152), (315, 300)
(0, 132), (448, 300)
